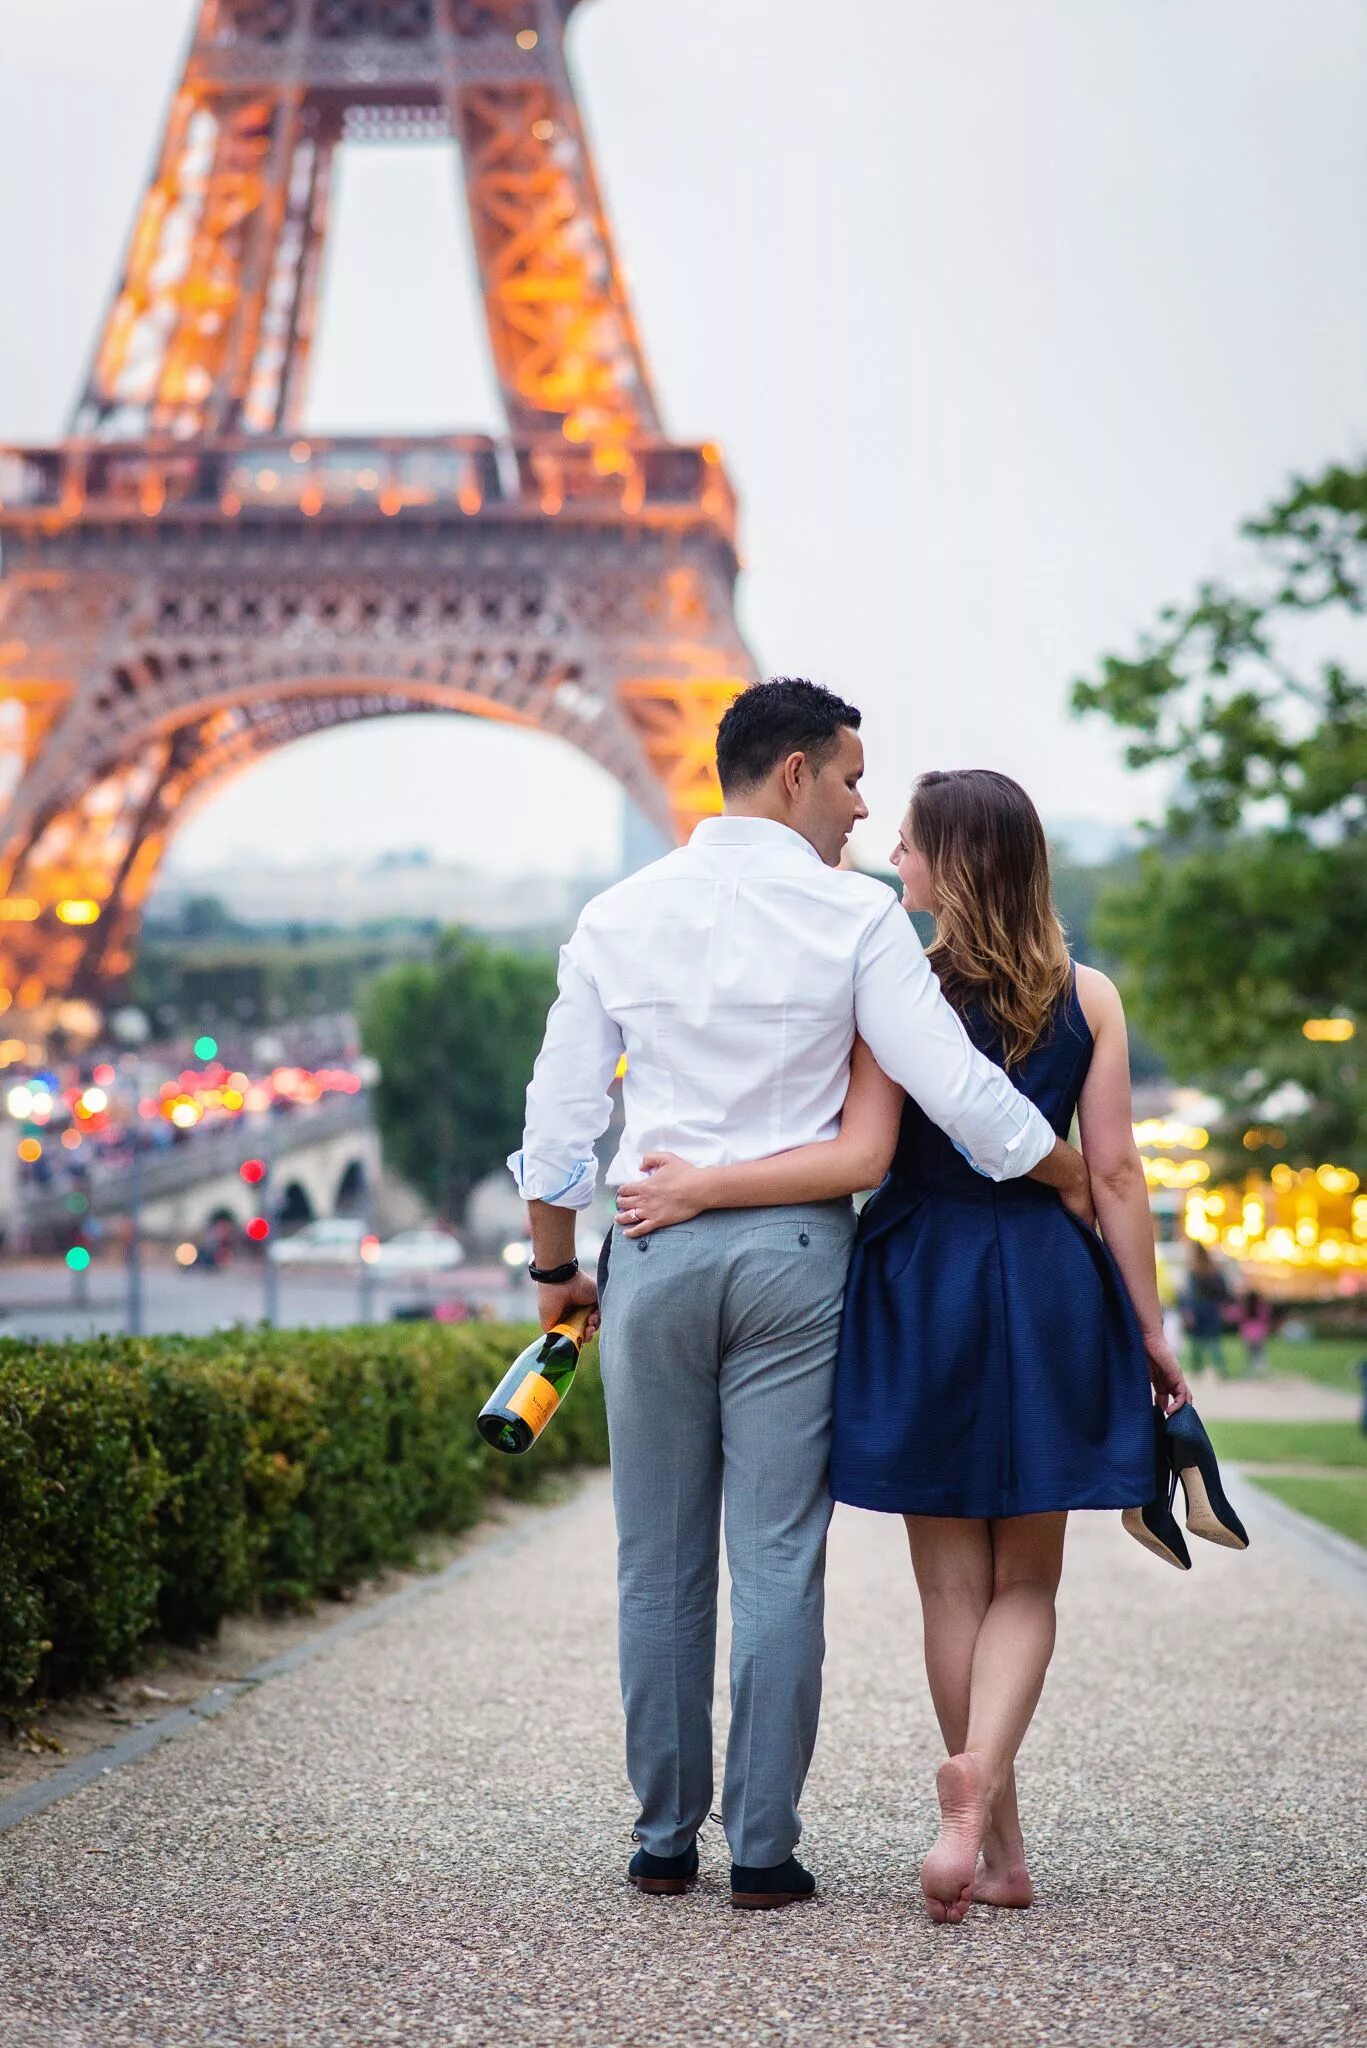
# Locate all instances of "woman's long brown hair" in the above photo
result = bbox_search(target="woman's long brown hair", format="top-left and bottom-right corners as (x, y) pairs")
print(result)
(907, 769), (1071, 1067)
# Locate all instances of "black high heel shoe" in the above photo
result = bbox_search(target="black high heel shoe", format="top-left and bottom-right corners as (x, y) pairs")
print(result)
(1123, 1405), (1192, 1570)
(1164, 1402), (1249, 1550)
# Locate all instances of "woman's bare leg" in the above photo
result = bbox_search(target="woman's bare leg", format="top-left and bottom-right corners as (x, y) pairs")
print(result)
(974, 1766), (1031, 1907)
(904, 1516), (1032, 1908)
(903, 1515), (991, 1755)
(902, 1517), (994, 1922)
(951, 1512), (1067, 1904)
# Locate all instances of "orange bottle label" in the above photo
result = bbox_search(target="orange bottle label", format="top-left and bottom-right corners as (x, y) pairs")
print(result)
(550, 1308), (590, 1345)
(506, 1370), (560, 1436)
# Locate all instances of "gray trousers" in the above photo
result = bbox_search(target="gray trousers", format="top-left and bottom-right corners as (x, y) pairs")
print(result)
(599, 1200), (856, 1869)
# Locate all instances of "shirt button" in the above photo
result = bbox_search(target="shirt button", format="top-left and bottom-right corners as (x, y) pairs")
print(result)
(798, 1231), (810, 1246)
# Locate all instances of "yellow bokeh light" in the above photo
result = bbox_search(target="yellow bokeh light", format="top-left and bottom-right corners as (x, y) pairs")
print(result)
(1133, 1118), (1210, 1151)
(55, 897), (101, 925)
(1302, 1017), (1355, 1043)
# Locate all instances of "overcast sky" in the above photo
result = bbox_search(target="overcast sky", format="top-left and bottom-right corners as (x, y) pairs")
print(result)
(1, 0), (1364, 877)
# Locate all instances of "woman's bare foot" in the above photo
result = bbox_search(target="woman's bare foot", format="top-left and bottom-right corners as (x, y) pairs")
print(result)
(973, 1828), (1034, 1909)
(919, 1752), (988, 1924)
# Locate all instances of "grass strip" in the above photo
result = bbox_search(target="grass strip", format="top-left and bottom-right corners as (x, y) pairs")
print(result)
(1264, 1338), (1364, 1395)
(1249, 1474), (1367, 1550)
(1207, 1420), (1367, 1468)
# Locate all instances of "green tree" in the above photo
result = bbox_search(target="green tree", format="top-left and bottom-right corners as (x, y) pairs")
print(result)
(1072, 461), (1367, 1164)
(359, 928), (559, 1221)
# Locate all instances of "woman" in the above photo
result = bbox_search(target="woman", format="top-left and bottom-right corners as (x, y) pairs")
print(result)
(615, 769), (1188, 1923)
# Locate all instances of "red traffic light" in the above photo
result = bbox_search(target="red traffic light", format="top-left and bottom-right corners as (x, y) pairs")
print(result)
(239, 1158), (266, 1185)
(245, 1216), (270, 1243)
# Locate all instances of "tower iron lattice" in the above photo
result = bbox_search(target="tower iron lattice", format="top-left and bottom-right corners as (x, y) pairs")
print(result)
(0, 0), (755, 1019)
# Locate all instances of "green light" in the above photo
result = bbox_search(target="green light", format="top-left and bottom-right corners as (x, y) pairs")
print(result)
(65, 1194), (88, 1215)
(65, 1246), (91, 1272)
(194, 1035), (218, 1060)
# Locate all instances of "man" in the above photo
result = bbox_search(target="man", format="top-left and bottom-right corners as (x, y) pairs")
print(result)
(508, 678), (1090, 1909)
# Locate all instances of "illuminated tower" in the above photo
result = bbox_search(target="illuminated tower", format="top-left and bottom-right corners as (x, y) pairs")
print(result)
(0, 0), (755, 1019)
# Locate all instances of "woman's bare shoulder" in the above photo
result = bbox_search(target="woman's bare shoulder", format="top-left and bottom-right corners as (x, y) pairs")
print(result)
(1074, 963), (1124, 1036)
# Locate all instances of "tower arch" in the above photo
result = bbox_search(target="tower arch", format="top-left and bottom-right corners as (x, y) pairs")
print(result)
(0, 0), (757, 1019)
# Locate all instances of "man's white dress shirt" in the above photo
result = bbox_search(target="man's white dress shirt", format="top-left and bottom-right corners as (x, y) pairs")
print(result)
(509, 816), (1056, 1209)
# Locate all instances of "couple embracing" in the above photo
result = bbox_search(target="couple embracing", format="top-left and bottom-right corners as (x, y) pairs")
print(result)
(508, 676), (1187, 1922)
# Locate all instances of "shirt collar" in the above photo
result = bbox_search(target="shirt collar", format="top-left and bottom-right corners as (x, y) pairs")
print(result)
(689, 815), (825, 864)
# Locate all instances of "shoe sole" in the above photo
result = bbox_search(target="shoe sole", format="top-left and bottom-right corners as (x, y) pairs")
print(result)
(730, 1890), (816, 1910)
(1179, 1468), (1249, 1550)
(1121, 1507), (1190, 1570)
(629, 1876), (696, 1896)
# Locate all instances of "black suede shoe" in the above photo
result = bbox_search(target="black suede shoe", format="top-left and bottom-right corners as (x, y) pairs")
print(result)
(628, 1840), (698, 1896)
(1165, 1401), (1250, 1550)
(1122, 1403), (1192, 1571)
(730, 1852), (816, 1910)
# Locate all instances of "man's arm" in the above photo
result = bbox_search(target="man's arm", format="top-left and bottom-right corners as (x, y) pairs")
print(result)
(507, 925), (624, 1329)
(852, 898), (1093, 1220)
(1025, 1130), (1095, 1224)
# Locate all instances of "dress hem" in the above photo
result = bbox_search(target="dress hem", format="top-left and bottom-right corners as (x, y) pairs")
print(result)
(830, 1484), (1148, 1518)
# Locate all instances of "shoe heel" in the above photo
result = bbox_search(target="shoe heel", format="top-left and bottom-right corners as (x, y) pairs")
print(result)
(1122, 1502), (1191, 1571)
(1176, 1464), (1249, 1550)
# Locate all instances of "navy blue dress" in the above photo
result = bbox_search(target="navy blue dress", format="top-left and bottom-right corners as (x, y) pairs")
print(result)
(829, 967), (1154, 1519)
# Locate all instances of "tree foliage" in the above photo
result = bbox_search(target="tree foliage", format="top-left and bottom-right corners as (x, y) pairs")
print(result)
(359, 928), (558, 1220)
(1073, 462), (1367, 1162)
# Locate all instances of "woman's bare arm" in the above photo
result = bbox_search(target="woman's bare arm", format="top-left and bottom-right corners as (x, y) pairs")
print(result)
(615, 1038), (903, 1235)
(1075, 965), (1189, 1409)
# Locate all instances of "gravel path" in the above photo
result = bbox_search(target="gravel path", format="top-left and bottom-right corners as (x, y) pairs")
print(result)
(1, 1474), (1363, 2048)
(1192, 1371), (1359, 1423)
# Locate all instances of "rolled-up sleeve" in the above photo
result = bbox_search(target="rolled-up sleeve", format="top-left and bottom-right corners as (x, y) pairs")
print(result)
(507, 924), (625, 1211)
(852, 900), (1055, 1180)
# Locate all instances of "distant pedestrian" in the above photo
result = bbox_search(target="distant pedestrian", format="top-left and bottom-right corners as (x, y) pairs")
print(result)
(1157, 1248), (1186, 1357)
(1237, 1289), (1274, 1377)
(1183, 1242), (1232, 1376)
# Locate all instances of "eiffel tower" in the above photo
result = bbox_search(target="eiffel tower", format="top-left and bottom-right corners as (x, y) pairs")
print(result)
(0, 0), (756, 1022)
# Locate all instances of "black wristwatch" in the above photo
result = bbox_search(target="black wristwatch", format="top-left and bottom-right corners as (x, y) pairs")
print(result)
(528, 1256), (580, 1286)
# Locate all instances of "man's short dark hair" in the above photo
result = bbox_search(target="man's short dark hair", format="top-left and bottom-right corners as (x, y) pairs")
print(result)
(715, 677), (862, 795)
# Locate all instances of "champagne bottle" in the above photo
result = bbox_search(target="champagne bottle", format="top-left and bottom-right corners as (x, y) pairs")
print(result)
(477, 1307), (592, 1455)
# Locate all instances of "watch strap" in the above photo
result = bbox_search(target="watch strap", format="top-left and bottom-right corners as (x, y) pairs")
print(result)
(528, 1256), (580, 1286)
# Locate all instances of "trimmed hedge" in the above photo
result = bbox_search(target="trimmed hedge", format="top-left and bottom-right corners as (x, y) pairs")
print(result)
(0, 1322), (608, 1708)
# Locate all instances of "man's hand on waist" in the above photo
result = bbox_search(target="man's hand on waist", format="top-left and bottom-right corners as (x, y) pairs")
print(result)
(1026, 1135), (1096, 1230)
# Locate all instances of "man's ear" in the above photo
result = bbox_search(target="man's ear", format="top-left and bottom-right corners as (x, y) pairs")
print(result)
(781, 750), (807, 801)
